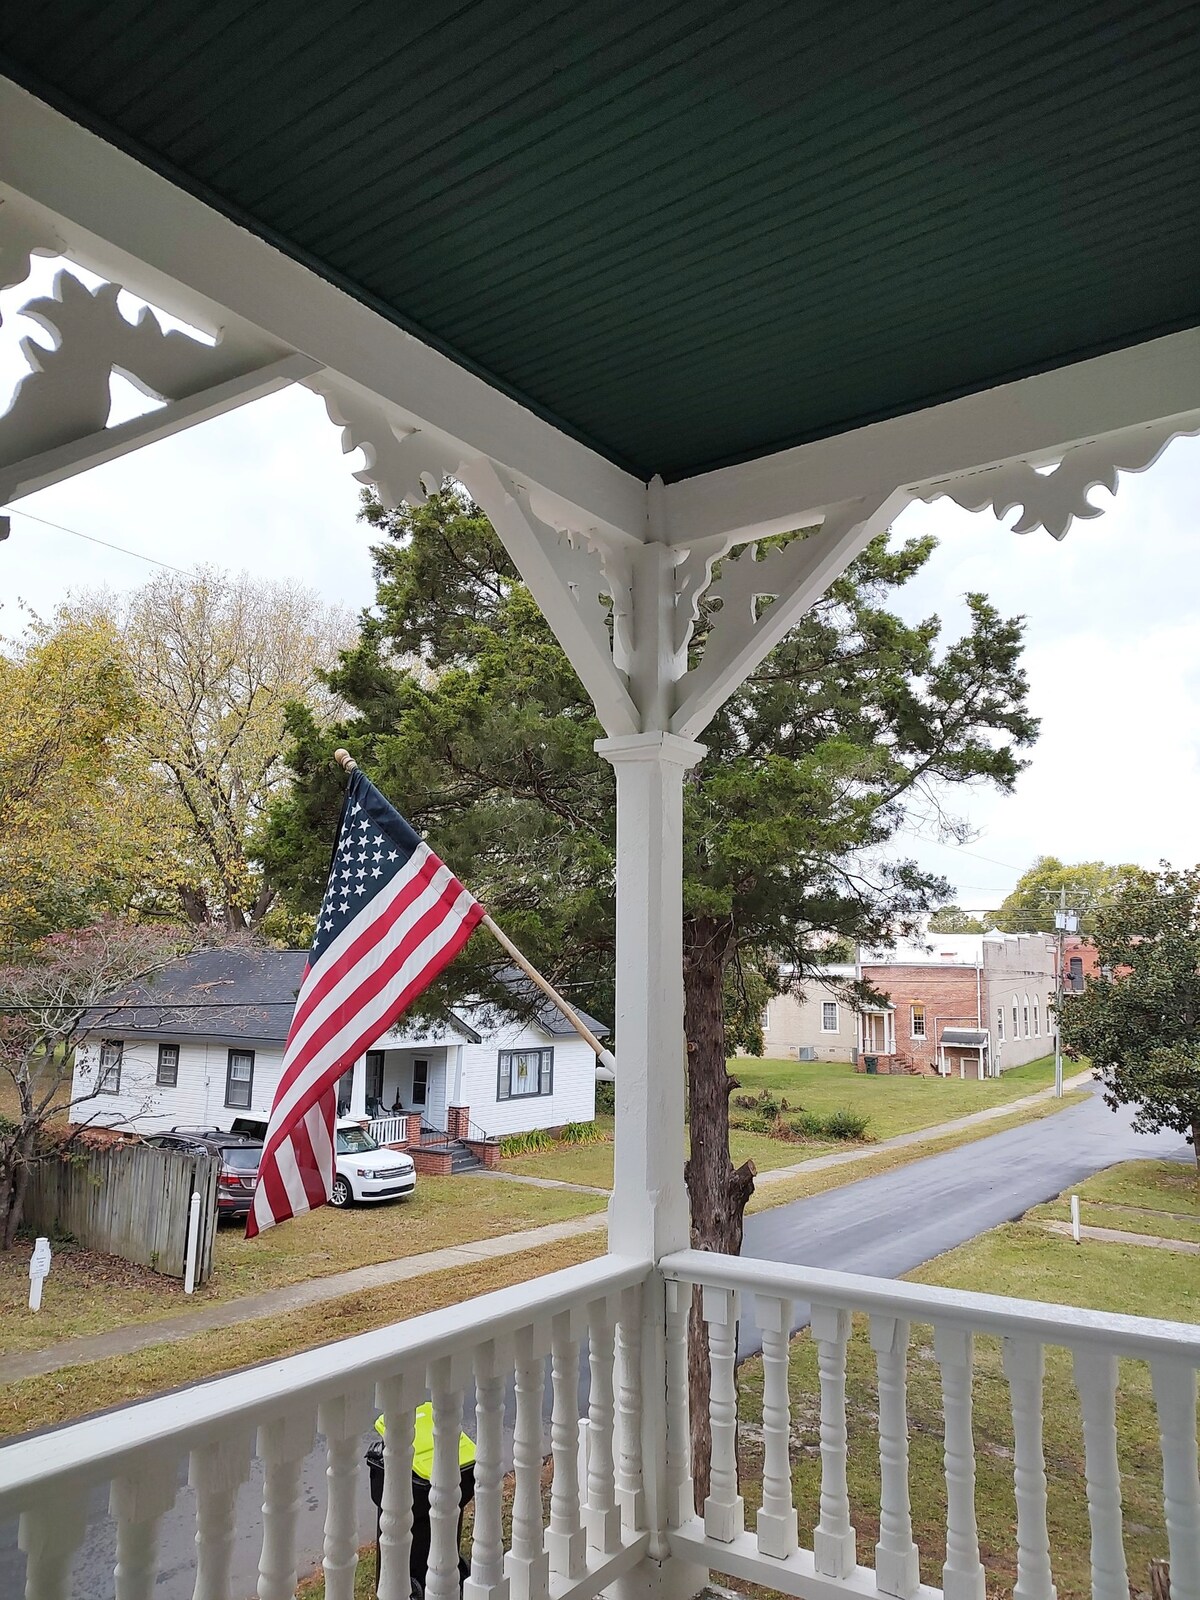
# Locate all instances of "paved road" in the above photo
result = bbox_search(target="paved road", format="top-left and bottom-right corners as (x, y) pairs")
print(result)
(2, 1085), (1185, 1596)
(737, 1082), (1188, 1355)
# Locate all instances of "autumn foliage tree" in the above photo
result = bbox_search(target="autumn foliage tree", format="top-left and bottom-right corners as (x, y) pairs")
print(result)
(0, 918), (192, 1247)
(63, 569), (353, 935)
(0, 612), (168, 948)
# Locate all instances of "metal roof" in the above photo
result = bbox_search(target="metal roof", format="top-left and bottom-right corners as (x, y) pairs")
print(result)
(941, 1028), (989, 1047)
(3, 3), (1197, 481)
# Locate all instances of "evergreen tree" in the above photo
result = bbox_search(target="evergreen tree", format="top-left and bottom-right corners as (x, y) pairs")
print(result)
(261, 489), (1037, 1492)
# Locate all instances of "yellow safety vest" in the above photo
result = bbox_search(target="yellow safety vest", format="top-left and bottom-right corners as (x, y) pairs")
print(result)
(374, 1402), (477, 1480)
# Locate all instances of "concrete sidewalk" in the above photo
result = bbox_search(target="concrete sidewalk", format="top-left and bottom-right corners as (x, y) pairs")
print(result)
(4, 1069), (1088, 1386)
(3, 1213), (606, 1384)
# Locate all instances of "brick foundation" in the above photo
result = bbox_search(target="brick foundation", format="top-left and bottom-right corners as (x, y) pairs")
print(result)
(405, 1112), (424, 1145)
(409, 1147), (453, 1176)
(464, 1138), (502, 1169)
(446, 1105), (470, 1140)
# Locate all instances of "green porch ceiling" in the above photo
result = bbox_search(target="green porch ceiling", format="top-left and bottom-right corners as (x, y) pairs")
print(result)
(2, 1), (1199, 481)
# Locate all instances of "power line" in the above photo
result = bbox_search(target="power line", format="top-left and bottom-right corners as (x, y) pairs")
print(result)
(1, 506), (192, 576)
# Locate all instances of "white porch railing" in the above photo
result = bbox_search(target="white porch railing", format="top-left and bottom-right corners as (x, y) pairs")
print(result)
(660, 1249), (1200, 1600)
(3, 1247), (1199, 1599)
(368, 1114), (409, 1146)
(0, 1255), (651, 1600)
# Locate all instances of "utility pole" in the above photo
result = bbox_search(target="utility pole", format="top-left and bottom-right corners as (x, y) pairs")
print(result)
(1053, 888), (1080, 1097)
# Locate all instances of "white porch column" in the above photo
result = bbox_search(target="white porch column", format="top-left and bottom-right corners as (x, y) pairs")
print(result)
(597, 731), (705, 1261)
(348, 1054), (368, 1120)
(596, 727), (708, 1600)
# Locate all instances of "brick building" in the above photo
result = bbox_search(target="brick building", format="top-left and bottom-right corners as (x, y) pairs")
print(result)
(860, 931), (1057, 1078)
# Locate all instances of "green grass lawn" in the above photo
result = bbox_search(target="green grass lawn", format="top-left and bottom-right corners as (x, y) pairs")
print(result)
(728, 1051), (1061, 1140)
(503, 1056), (1066, 1187)
(0, 1175), (604, 1357)
(1026, 1157), (1200, 1244)
(735, 1161), (1195, 1599)
(500, 1113), (842, 1187)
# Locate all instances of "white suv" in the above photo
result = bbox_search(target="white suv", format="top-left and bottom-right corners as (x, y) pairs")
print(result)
(331, 1119), (417, 1207)
(229, 1115), (416, 1209)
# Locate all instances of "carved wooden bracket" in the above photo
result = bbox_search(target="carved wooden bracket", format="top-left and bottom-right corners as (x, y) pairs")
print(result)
(918, 414), (1200, 539)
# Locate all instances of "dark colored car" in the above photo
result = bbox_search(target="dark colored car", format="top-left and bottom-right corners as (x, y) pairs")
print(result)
(143, 1128), (262, 1218)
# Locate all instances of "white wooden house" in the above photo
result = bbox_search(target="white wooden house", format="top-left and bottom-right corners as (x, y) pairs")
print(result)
(71, 947), (601, 1145)
(3, 11), (1200, 1599)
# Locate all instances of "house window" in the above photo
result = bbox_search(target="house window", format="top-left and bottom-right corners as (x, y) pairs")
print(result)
(821, 1001), (839, 1033)
(98, 1040), (123, 1095)
(412, 1058), (429, 1107)
(996, 1006), (1005, 1043)
(365, 1051), (385, 1103)
(910, 1004), (927, 1040)
(1023, 997), (1030, 1037)
(225, 1049), (255, 1110)
(1032, 998), (1039, 1037)
(760, 1005), (770, 1032)
(1012, 999), (1019, 1038)
(497, 1048), (554, 1100)
(156, 1043), (179, 1087)
(1068, 956), (1083, 992)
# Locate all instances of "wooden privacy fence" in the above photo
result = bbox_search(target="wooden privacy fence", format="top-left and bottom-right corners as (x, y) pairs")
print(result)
(23, 1142), (221, 1284)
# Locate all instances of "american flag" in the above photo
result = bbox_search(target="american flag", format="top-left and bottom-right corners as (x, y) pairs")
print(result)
(247, 768), (483, 1237)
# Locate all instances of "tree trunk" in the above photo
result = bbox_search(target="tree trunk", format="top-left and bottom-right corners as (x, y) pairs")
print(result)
(1149, 1557), (1171, 1599)
(2, 1129), (35, 1249)
(683, 916), (756, 1510)
(1192, 1120), (1200, 1176)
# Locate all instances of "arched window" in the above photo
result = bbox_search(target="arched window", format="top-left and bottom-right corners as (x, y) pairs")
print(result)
(1033, 997), (1039, 1036)
(1023, 995), (1030, 1037)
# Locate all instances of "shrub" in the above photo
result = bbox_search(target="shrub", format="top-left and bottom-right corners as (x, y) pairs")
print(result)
(499, 1129), (554, 1157)
(558, 1120), (607, 1145)
(787, 1110), (827, 1140)
(595, 1080), (615, 1115)
(823, 1106), (871, 1141)
(732, 1093), (759, 1111)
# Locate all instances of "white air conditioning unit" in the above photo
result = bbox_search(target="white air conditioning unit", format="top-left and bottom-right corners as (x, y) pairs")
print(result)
(798, 1046), (817, 1061)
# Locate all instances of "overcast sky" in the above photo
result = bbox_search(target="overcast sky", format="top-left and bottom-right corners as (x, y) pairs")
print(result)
(4, 259), (1199, 912)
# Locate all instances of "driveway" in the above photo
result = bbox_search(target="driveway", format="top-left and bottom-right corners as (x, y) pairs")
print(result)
(2, 1084), (1184, 1597)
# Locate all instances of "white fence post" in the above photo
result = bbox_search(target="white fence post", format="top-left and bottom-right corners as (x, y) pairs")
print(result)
(183, 1193), (202, 1294)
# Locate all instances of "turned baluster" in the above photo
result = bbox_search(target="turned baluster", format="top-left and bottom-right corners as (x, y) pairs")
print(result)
(376, 1372), (421, 1600)
(586, 1295), (622, 1553)
(111, 1457), (181, 1600)
(18, 1500), (87, 1600)
(464, 1340), (510, 1600)
(935, 1326), (985, 1600)
(664, 1277), (695, 1529)
(615, 1282), (647, 1532)
(755, 1291), (797, 1559)
(256, 1413), (314, 1600)
(547, 1309), (587, 1577)
(1070, 1346), (1128, 1600)
(702, 1283), (744, 1543)
(1150, 1357), (1200, 1600)
(811, 1303), (856, 1579)
(870, 1314), (920, 1599)
(507, 1330), (551, 1600)
(427, 1358), (469, 1600)
(1002, 1337), (1056, 1600)
(189, 1431), (253, 1600)
(318, 1394), (371, 1600)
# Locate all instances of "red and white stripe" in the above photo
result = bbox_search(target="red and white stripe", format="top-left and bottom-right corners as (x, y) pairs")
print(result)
(247, 840), (482, 1236)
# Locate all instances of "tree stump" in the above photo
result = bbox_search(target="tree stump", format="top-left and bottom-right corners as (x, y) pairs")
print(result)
(1150, 1557), (1171, 1599)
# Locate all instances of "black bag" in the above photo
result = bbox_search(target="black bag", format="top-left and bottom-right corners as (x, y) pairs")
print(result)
(365, 1439), (475, 1599)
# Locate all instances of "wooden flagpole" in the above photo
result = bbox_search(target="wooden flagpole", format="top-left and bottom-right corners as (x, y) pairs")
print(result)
(333, 751), (617, 1075)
